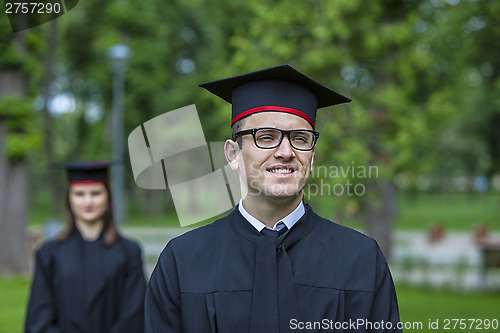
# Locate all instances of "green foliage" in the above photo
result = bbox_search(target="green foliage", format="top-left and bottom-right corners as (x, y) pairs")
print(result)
(227, 0), (499, 192)
(0, 95), (31, 118)
(8, 0), (497, 221)
(0, 95), (42, 160)
(0, 41), (25, 68)
(0, 27), (45, 97)
(6, 132), (42, 160)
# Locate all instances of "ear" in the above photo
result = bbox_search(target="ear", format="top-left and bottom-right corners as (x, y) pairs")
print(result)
(224, 139), (240, 171)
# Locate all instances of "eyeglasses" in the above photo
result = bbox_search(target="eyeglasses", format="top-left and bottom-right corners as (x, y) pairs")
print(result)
(233, 127), (319, 151)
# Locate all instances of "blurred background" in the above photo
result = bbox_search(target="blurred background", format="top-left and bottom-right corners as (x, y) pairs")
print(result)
(1, 0), (499, 332)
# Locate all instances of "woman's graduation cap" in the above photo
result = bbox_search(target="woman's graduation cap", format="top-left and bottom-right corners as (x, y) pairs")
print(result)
(55, 161), (114, 184)
(199, 64), (351, 128)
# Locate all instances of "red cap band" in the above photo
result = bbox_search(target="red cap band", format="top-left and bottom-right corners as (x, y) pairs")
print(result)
(231, 106), (315, 128)
(69, 180), (108, 185)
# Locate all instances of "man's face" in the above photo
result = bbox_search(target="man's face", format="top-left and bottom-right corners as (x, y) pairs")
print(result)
(230, 111), (315, 203)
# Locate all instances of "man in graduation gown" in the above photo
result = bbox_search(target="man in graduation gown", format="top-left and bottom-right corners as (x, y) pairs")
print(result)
(145, 65), (402, 332)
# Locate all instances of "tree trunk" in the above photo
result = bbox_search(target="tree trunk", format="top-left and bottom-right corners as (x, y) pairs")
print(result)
(0, 161), (29, 274)
(365, 180), (398, 261)
(0, 120), (10, 272)
(0, 31), (30, 275)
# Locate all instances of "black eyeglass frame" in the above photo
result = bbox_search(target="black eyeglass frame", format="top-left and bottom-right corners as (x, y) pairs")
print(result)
(233, 127), (320, 151)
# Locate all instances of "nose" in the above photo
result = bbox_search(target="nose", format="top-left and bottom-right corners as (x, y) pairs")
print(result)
(274, 135), (295, 160)
(83, 193), (93, 205)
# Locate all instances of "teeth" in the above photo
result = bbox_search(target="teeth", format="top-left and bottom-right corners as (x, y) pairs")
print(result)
(270, 168), (292, 174)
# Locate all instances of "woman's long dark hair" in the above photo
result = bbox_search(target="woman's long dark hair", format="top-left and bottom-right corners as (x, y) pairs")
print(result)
(57, 182), (119, 246)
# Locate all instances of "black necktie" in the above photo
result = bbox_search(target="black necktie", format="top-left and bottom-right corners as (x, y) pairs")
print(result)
(250, 226), (301, 333)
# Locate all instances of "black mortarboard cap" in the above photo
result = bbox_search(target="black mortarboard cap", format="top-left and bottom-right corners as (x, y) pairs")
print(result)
(55, 161), (113, 184)
(199, 64), (351, 128)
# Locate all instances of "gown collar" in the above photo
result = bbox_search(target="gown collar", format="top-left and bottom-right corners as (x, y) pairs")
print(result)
(229, 203), (319, 249)
(72, 225), (104, 244)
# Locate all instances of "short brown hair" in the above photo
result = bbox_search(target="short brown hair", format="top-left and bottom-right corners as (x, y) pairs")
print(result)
(231, 118), (246, 148)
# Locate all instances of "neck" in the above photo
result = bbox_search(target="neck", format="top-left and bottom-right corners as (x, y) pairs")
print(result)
(242, 194), (302, 228)
(75, 219), (103, 241)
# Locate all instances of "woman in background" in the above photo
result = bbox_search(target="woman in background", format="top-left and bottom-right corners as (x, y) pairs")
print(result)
(25, 161), (146, 333)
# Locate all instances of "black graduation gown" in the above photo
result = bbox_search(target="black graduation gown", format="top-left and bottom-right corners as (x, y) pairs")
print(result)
(145, 204), (401, 333)
(25, 229), (146, 333)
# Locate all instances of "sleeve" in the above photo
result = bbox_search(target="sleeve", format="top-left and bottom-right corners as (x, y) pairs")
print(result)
(24, 246), (61, 333)
(109, 242), (147, 333)
(144, 243), (183, 333)
(369, 246), (403, 333)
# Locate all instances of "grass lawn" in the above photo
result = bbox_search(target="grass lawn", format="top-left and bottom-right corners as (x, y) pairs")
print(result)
(310, 191), (500, 232)
(0, 276), (30, 333)
(397, 285), (500, 332)
(2, 276), (499, 333)
(396, 192), (500, 231)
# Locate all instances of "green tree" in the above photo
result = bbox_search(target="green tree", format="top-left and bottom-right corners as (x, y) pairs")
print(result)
(220, 0), (467, 258)
(0, 18), (43, 274)
(452, 0), (500, 180)
(50, 0), (253, 218)
(19, 0), (495, 245)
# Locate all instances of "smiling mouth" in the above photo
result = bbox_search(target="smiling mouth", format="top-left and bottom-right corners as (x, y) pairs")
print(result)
(267, 167), (295, 174)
